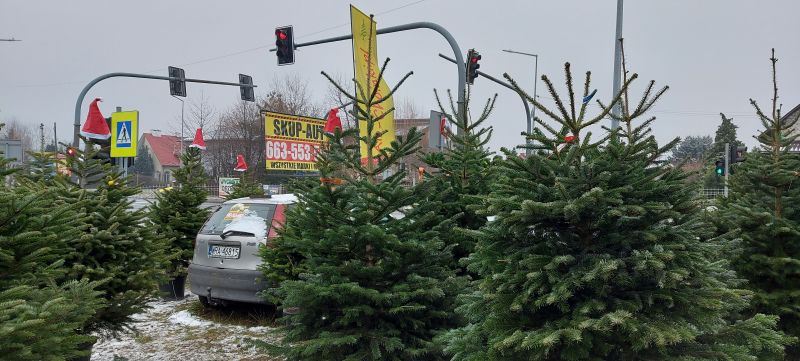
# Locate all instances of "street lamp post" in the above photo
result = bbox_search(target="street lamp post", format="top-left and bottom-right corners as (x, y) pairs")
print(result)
(503, 49), (538, 155)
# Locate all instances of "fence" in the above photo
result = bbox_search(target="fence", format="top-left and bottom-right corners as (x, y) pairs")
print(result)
(699, 188), (726, 198)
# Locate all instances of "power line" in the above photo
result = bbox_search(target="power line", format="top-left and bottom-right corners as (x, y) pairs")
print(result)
(5, 0), (431, 88)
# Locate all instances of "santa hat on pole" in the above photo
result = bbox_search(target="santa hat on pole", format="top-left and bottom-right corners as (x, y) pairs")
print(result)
(323, 107), (342, 134)
(234, 154), (248, 172)
(189, 128), (206, 150)
(80, 98), (111, 140)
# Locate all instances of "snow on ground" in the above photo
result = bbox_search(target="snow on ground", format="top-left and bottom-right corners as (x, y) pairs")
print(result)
(91, 292), (283, 361)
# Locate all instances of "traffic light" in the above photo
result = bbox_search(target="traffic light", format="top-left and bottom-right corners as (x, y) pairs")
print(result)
(275, 26), (295, 65)
(715, 158), (725, 176)
(239, 74), (255, 102)
(730, 145), (747, 164)
(168, 66), (186, 97)
(466, 49), (481, 84)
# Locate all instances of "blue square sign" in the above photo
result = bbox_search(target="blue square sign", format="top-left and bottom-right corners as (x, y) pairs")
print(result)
(116, 121), (132, 148)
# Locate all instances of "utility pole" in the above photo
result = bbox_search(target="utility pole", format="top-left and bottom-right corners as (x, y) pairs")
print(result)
(0, 38), (21, 42)
(611, 0), (624, 129)
(53, 122), (58, 152)
(724, 142), (730, 198)
(39, 123), (45, 152)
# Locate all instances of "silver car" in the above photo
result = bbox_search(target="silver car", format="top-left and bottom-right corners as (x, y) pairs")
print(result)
(188, 194), (296, 306)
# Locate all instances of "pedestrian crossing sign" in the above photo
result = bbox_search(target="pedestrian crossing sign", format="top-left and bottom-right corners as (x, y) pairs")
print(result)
(111, 111), (138, 158)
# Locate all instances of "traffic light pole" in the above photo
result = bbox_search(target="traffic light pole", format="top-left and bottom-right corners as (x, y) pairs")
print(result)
(439, 53), (533, 155)
(73, 72), (256, 148)
(724, 142), (730, 198)
(272, 22), (466, 135)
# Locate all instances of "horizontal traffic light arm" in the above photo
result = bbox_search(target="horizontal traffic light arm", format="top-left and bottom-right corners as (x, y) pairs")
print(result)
(439, 53), (532, 150)
(73, 72), (257, 148)
(267, 21), (467, 133)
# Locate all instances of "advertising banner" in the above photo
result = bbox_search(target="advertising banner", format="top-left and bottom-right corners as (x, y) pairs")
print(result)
(218, 177), (239, 197)
(351, 5), (395, 162)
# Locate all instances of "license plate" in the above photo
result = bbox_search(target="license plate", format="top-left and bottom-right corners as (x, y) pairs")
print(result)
(208, 245), (240, 259)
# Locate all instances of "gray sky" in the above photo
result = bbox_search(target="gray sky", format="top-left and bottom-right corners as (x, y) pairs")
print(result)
(2, 0), (799, 153)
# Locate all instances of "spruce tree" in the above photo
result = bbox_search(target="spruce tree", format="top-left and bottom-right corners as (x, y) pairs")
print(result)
(723, 49), (800, 358)
(447, 56), (790, 360)
(149, 147), (209, 277)
(705, 114), (745, 188)
(0, 144), (102, 360)
(264, 58), (457, 360)
(59, 140), (169, 337)
(711, 113), (744, 156)
(131, 145), (154, 176)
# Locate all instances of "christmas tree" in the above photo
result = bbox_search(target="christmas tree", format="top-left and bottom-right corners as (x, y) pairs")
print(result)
(723, 49), (800, 358)
(149, 147), (209, 277)
(59, 140), (169, 337)
(225, 170), (265, 200)
(422, 88), (497, 272)
(0, 142), (102, 360)
(263, 57), (457, 360)
(446, 51), (790, 360)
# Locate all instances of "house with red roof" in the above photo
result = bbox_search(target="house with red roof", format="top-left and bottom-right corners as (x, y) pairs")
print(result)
(139, 130), (182, 183)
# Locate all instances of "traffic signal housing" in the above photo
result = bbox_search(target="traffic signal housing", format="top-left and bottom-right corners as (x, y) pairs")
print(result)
(239, 74), (255, 102)
(715, 158), (725, 176)
(168, 66), (186, 97)
(466, 49), (481, 84)
(275, 26), (295, 65)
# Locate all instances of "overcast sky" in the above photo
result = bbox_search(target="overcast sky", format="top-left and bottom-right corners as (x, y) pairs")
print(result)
(2, 0), (799, 153)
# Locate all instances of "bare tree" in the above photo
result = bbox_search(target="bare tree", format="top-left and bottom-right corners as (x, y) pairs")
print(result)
(187, 92), (216, 131)
(261, 73), (322, 117)
(1, 118), (35, 156)
(394, 98), (422, 119)
(206, 100), (263, 181)
(324, 73), (357, 128)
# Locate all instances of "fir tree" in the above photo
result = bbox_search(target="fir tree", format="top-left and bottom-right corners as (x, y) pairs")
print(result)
(149, 147), (209, 277)
(422, 88), (497, 272)
(723, 49), (800, 358)
(59, 140), (170, 337)
(0, 143), (102, 360)
(447, 53), (790, 360)
(225, 171), (265, 200)
(264, 57), (457, 360)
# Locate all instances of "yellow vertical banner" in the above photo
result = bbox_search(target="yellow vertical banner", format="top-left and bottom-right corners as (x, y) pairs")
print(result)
(350, 5), (395, 162)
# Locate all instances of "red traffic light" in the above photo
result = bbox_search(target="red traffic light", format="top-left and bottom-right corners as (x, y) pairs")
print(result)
(470, 56), (481, 63)
(276, 30), (287, 40)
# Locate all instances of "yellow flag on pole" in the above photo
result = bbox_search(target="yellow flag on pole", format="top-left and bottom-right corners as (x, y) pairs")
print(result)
(350, 5), (395, 163)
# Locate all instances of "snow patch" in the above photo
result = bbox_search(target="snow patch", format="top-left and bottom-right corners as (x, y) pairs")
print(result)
(222, 213), (267, 239)
(168, 310), (212, 327)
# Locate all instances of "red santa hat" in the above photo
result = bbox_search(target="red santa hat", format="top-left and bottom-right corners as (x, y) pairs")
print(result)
(234, 154), (248, 172)
(189, 128), (206, 150)
(323, 108), (342, 134)
(80, 98), (111, 140)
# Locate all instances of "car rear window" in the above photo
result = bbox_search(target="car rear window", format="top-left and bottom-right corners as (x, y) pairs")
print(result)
(200, 203), (277, 235)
